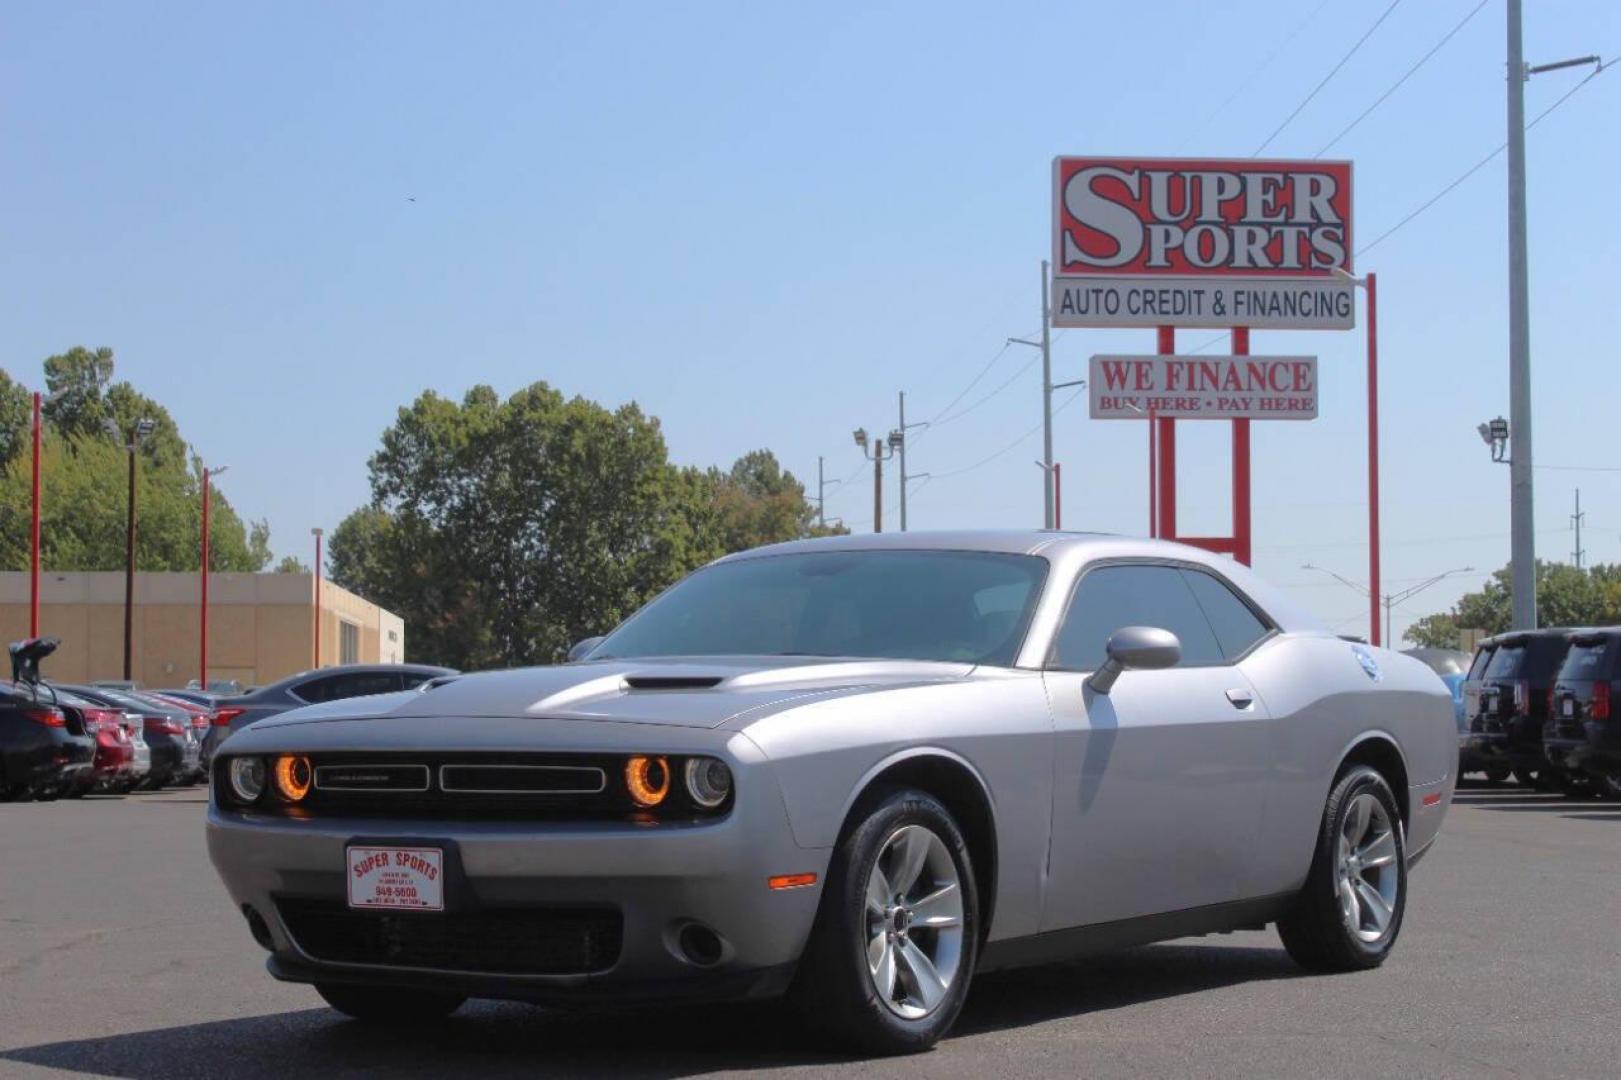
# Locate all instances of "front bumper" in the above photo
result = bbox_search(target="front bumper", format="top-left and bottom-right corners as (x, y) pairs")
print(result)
(206, 759), (827, 1005)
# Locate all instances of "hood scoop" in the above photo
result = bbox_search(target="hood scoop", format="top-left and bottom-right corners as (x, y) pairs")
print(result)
(623, 674), (725, 690)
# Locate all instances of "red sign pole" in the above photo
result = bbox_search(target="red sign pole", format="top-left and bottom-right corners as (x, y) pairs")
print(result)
(1155, 327), (1176, 540)
(1232, 328), (1253, 566)
(200, 469), (211, 688)
(30, 392), (42, 637)
(1366, 272), (1382, 646)
(1147, 407), (1158, 538)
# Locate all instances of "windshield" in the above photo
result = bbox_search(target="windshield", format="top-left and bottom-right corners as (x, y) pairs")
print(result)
(592, 550), (1048, 665)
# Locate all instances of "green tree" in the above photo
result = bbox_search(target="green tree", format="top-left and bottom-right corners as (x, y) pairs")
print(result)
(0, 353), (272, 573)
(329, 384), (830, 669)
(1406, 561), (1621, 648)
(274, 555), (311, 574)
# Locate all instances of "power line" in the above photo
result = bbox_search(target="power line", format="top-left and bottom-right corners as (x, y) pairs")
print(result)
(1359, 57), (1611, 256)
(930, 353), (1039, 428)
(928, 387), (1087, 482)
(1253, 0), (1405, 156)
(1177, 0), (1335, 152)
(1315, 0), (1489, 157)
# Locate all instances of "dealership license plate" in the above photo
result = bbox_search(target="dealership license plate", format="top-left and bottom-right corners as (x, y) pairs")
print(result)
(346, 846), (444, 911)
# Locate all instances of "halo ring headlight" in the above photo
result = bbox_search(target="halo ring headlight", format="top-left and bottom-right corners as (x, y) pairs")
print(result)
(683, 757), (733, 809)
(228, 756), (267, 802)
(625, 755), (670, 807)
(273, 754), (313, 802)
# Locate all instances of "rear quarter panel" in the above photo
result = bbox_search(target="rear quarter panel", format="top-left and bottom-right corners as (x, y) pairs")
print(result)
(1243, 636), (1454, 896)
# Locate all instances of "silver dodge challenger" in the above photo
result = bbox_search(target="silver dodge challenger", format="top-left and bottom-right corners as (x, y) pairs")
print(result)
(207, 531), (1455, 1054)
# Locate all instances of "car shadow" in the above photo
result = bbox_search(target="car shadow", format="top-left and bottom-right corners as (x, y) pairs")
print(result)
(0, 943), (1302, 1078)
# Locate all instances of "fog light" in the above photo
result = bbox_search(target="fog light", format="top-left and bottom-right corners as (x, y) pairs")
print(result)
(228, 757), (266, 802)
(273, 754), (312, 802)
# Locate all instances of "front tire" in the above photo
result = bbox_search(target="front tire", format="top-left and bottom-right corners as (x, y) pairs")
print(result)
(1277, 765), (1406, 972)
(314, 983), (465, 1024)
(791, 788), (978, 1055)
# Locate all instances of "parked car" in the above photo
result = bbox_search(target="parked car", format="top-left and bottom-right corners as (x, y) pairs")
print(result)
(52, 688), (147, 794)
(1455, 642), (1509, 782)
(1545, 627), (1621, 798)
(202, 663), (455, 761)
(57, 685), (200, 789)
(144, 692), (216, 775)
(208, 532), (1454, 1053)
(158, 689), (220, 709)
(1465, 629), (1581, 792)
(2, 638), (95, 800)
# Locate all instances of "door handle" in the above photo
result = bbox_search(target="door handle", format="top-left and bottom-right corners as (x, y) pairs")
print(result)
(1225, 689), (1254, 710)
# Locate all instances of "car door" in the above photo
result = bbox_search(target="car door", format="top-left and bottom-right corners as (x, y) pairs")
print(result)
(1040, 561), (1274, 931)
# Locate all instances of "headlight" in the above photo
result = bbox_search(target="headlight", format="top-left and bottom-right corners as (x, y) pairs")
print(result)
(625, 755), (670, 807)
(228, 757), (267, 802)
(273, 754), (313, 802)
(683, 757), (733, 808)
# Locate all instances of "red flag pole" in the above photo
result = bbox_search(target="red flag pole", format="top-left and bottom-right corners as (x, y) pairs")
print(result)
(30, 392), (42, 637)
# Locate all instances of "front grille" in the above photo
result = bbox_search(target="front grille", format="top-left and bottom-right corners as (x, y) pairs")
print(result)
(277, 898), (621, 975)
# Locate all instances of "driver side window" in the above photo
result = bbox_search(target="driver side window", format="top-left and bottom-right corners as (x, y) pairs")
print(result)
(1050, 564), (1223, 670)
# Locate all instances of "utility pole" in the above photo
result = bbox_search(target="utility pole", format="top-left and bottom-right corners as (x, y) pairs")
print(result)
(1010, 260), (1066, 528)
(1572, 489), (1585, 569)
(895, 391), (929, 532)
(1505, 0), (1535, 630)
(815, 456), (835, 528)
(110, 418), (155, 682)
(853, 428), (898, 534)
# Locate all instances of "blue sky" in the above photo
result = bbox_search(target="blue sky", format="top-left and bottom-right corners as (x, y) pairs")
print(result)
(3, 0), (1617, 644)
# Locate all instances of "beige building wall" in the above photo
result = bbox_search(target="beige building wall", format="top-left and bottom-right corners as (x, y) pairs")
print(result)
(0, 572), (406, 688)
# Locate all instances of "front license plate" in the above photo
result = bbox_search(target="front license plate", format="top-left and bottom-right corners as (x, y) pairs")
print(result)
(347, 846), (444, 911)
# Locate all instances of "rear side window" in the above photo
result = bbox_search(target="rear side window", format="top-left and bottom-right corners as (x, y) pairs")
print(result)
(1465, 646), (1494, 680)
(1051, 564), (1223, 670)
(1558, 640), (1613, 681)
(297, 673), (403, 703)
(1180, 569), (1271, 660)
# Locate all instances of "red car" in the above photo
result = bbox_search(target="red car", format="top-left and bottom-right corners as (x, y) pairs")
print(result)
(55, 689), (144, 794)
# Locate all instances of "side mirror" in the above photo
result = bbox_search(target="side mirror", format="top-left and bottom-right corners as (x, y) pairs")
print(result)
(566, 636), (605, 663)
(1086, 626), (1181, 695)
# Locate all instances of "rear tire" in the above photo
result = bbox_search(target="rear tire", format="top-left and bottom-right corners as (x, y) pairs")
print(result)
(1483, 765), (1511, 784)
(1599, 773), (1621, 800)
(314, 984), (465, 1024)
(790, 788), (979, 1055)
(1551, 770), (1592, 798)
(1277, 765), (1406, 972)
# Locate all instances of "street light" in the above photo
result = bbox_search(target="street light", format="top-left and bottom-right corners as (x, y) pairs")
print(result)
(1301, 564), (1475, 648)
(1478, 417), (1510, 464)
(853, 426), (896, 533)
(109, 417), (155, 681)
(200, 464), (229, 689)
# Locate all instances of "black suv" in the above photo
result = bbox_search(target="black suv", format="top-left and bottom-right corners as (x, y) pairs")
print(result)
(1546, 627), (1621, 798)
(1465, 628), (1578, 791)
(1458, 640), (1509, 782)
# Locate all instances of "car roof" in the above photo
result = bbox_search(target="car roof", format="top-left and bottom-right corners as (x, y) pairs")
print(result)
(713, 530), (1328, 637)
(244, 663), (457, 696)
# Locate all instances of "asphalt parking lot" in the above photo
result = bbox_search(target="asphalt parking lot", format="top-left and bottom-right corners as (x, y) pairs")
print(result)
(1, 783), (1617, 1080)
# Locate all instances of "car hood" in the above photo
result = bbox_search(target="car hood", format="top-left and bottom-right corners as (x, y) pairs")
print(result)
(252, 657), (976, 732)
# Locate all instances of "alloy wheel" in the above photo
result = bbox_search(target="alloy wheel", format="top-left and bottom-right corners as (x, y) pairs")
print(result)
(1336, 792), (1400, 943)
(864, 824), (965, 1019)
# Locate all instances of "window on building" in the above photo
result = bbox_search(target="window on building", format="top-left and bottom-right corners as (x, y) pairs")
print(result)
(340, 620), (360, 665)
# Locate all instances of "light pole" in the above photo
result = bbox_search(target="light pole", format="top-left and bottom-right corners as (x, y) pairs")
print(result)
(199, 464), (228, 688)
(853, 428), (898, 533)
(1302, 564), (1474, 648)
(108, 417), (155, 681)
(1504, 0), (1601, 630)
(312, 527), (324, 668)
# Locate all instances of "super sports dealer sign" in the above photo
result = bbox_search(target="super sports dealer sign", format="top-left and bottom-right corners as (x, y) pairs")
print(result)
(1051, 157), (1355, 330)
